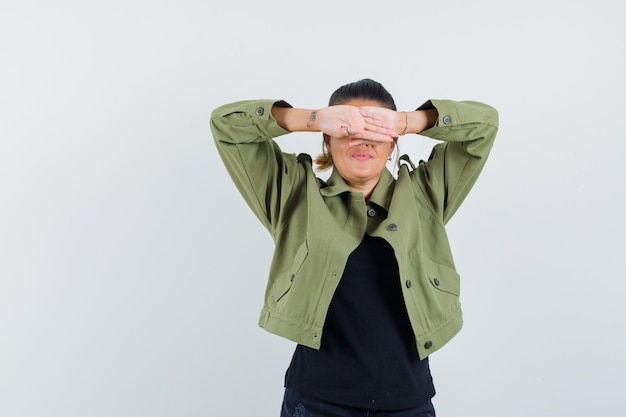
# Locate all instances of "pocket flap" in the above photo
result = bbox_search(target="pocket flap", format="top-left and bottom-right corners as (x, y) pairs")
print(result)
(425, 259), (460, 296)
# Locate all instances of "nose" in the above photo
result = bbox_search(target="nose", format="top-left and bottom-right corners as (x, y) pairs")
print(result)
(349, 139), (374, 148)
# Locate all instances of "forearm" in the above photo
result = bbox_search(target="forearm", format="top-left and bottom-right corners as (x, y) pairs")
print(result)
(271, 106), (319, 132)
(273, 104), (397, 142)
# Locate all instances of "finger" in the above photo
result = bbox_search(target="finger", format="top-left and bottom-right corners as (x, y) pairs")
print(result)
(359, 108), (396, 131)
(343, 124), (366, 137)
(359, 108), (385, 122)
(359, 108), (391, 123)
(358, 107), (385, 119)
(361, 116), (395, 134)
(362, 123), (398, 138)
(358, 113), (394, 129)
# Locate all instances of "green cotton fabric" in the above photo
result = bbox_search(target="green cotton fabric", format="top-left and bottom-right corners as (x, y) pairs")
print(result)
(211, 99), (498, 359)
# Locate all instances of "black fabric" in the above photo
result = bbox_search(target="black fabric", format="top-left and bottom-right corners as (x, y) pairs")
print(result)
(285, 234), (435, 410)
(280, 388), (436, 417)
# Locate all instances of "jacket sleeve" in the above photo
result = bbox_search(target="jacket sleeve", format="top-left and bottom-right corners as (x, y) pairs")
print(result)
(412, 99), (499, 224)
(210, 99), (303, 235)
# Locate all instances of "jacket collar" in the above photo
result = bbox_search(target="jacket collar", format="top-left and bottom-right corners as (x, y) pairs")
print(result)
(369, 168), (395, 211)
(319, 168), (396, 211)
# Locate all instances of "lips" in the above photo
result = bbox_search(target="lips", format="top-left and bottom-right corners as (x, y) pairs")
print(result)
(350, 150), (373, 160)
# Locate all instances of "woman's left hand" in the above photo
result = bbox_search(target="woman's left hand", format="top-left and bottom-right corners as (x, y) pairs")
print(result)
(359, 107), (405, 137)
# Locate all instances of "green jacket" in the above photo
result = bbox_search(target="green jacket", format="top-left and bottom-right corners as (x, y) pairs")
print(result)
(211, 99), (498, 359)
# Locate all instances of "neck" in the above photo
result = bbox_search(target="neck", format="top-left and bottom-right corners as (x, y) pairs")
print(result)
(346, 178), (379, 201)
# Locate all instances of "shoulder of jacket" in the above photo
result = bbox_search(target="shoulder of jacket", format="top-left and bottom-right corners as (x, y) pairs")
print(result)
(398, 154), (426, 172)
(296, 153), (312, 164)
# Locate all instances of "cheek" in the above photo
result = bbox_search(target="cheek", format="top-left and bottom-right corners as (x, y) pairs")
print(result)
(328, 141), (345, 156)
(379, 144), (394, 157)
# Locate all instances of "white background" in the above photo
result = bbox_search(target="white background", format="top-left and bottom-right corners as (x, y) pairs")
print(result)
(1, 1), (625, 416)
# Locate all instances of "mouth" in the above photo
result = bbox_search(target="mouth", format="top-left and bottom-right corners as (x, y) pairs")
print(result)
(351, 152), (373, 161)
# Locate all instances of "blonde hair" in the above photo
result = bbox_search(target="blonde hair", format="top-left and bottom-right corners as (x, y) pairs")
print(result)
(314, 152), (334, 171)
(314, 137), (333, 171)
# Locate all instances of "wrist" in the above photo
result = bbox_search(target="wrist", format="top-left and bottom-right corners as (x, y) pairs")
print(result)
(271, 107), (320, 132)
(405, 109), (438, 134)
(306, 110), (319, 131)
(395, 112), (408, 136)
(400, 111), (409, 136)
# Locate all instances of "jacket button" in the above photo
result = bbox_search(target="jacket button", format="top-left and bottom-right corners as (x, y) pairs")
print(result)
(255, 107), (265, 116)
(387, 223), (397, 231)
(405, 280), (412, 288)
(367, 208), (376, 217)
(424, 341), (433, 349)
(442, 115), (451, 124)
(433, 278), (440, 286)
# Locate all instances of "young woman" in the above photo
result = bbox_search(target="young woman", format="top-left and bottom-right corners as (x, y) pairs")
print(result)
(211, 79), (499, 416)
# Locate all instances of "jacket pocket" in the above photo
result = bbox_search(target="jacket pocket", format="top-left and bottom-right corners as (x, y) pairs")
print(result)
(274, 240), (309, 303)
(425, 258), (460, 296)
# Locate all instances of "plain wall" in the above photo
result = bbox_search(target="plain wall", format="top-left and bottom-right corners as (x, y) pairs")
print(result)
(1, 1), (624, 416)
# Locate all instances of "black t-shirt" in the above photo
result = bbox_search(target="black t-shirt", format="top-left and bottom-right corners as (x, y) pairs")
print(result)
(284, 234), (435, 410)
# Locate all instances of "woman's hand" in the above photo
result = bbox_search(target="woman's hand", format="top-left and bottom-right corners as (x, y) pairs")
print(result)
(359, 106), (405, 137)
(360, 106), (439, 136)
(316, 105), (397, 142)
